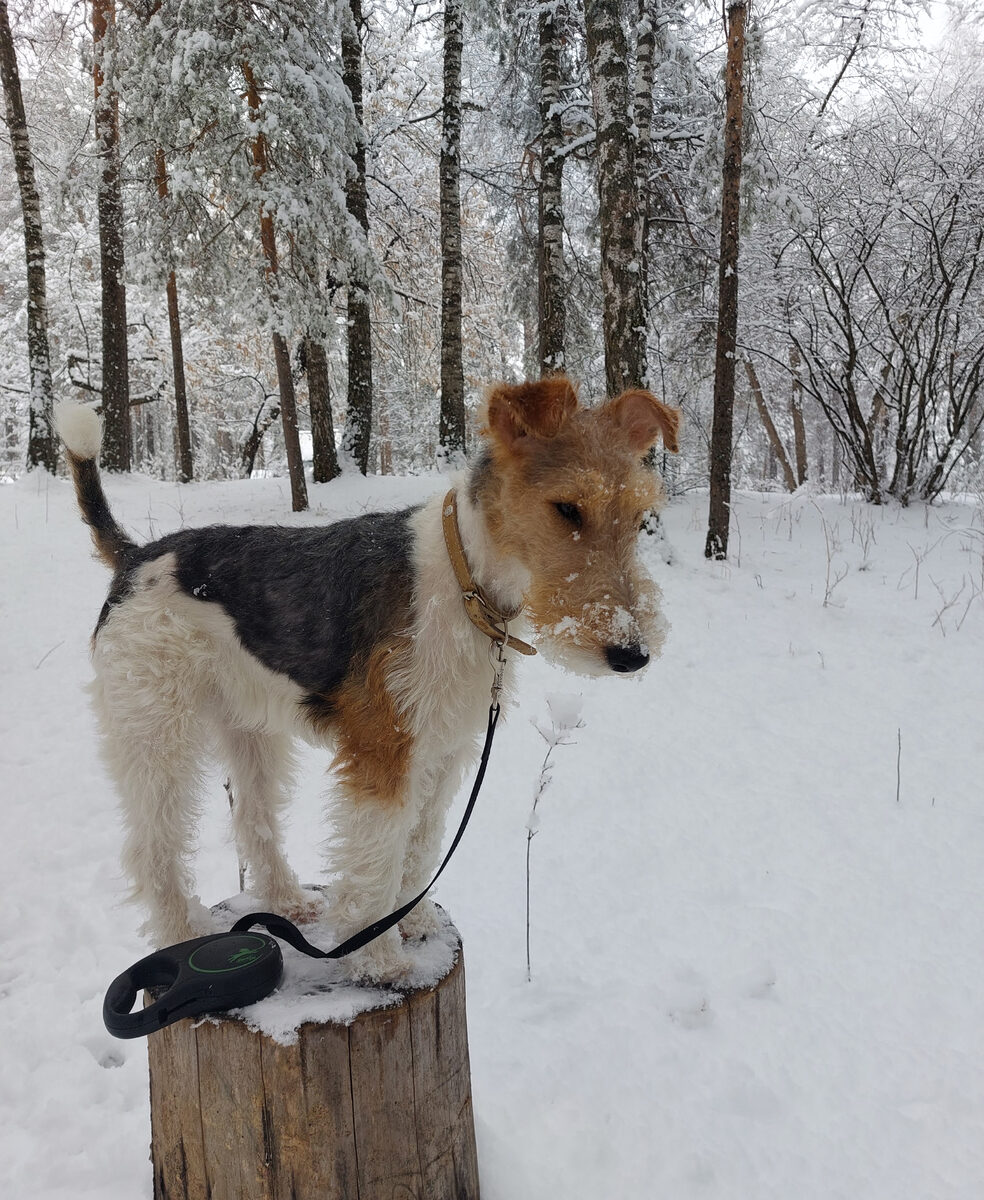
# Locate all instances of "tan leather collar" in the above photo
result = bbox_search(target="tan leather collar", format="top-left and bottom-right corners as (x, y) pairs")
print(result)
(442, 489), (536, 656)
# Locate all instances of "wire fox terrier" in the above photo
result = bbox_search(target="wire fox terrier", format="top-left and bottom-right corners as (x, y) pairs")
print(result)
(58, 377), (679, 981)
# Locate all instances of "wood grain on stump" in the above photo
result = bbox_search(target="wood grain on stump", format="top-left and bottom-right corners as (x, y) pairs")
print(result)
(146, 939), (479, 1200)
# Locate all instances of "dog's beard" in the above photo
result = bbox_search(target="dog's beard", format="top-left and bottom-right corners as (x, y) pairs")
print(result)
(528, 584), (668, 677)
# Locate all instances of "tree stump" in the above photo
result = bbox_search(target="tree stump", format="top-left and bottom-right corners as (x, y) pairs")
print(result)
(146, 931), (480, 1200)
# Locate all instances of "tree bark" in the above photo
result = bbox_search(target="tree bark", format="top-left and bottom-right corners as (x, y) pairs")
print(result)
(305, 337), (339, 483)
(342, 0), (373, 474)
(242, 60), (308, 512)
(705, 0), (746, 560)
(0, 0), (57, 473)
(439, 0), (466, 458)
(789, 343), (807, 484)
(584, 0), (647, 396)
(241, 400), (280, 478)
(743, 357), (797, 492)
(92, 0), (130, 471)
(537, 0), (566, 374)
(154, 148), (193, 482)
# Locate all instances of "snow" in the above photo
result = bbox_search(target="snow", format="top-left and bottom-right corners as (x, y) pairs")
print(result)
(2, 468), (984, 1198)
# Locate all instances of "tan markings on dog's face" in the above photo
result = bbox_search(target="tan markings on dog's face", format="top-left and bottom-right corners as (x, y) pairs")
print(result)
(480, 378), (680, 675)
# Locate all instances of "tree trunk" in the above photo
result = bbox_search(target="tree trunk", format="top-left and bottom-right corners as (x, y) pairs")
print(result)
(789, 343), (807, 484)
(705, 0), (746, 560)
(154, 148), (193, 482)
(439, 0), (466, 459)
(342, 0), (373, 474)
(744, 357), (797, 492)
(241, 400), (280, 478)
(0, 0), (57, 473)
(242, 60), (308, 512)
(146, 935), (479, 1200)
(92, 0), (130, 471)
(305, 337), (339, 483)
(537, 0), (566, 375)
(584, 0), (647, 396)
(633, 0), (658, 369)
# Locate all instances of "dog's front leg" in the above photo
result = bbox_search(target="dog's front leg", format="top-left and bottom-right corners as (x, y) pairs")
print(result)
(396, 748), (471, 942)
(323, 708), (418, 982)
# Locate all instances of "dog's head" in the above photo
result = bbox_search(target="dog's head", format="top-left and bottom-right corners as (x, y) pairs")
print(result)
(476, 376), (680, 676)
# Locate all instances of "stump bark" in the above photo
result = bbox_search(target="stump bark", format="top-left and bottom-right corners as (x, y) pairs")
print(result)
(146, 941), (480, 1200)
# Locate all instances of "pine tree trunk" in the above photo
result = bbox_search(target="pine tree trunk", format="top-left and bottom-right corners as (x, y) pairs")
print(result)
(92, 0), (130, 472)
(705, 0), (746, 560)
(0, 0), (56, 473)
(342, 0), (373, 475)
(537, 0), (566, 375)
(242, 60), (308, 512)
(584, 0), (647, 395)
(439, 0), (466, 458)
(154, 148), (193, 483)
(305, 337), (339, 483)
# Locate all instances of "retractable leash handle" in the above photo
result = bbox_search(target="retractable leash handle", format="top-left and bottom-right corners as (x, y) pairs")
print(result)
(102, 703), (502, 1040)
(103, 932), (283, 1039)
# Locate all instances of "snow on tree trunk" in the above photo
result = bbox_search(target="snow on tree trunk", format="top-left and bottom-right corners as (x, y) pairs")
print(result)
(154, 148), (193, 483)
(705, 0), (746, 561)
(305, 338), (339, 483)
(242, 59), (308, 513)
(537, 0), (566, 376)
(0, 0), (56, 473)
(439, 0), (466, 459)
(584, 0), (647, 396)
(92, 0), (130, 472)
(342, 0), (373, 475)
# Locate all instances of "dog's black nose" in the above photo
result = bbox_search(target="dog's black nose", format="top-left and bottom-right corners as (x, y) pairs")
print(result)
(604, 644), (650, 674)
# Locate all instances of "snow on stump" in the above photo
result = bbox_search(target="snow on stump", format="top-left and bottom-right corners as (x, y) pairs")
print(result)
(145, 909), (479, 1200)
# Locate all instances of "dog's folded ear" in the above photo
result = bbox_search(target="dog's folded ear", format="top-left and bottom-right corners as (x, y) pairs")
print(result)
(485, 376), (580, 447)
(603, 389), (681, 455)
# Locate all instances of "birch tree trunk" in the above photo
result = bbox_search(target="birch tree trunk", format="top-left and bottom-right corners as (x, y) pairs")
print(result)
(154, 148), (193, 482)
(705, 0), (746, 560)
(342, 0), (373, 474)
(537, 0), (566, 375)
(633, 0), (658, 363)
(439, 0), (466, 457)
(584, 0), (647, 395)
(92, 0), (130, 471)
(0, 0), (56, 473)
(242, 60), (308, 512)
(305, 337), (339, 483)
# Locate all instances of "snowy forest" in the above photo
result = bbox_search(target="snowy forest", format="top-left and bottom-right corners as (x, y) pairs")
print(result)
(3, 0), (982, 531)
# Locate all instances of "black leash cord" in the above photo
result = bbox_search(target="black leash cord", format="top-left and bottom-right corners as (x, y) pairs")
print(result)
(103, 703), (501, 1038)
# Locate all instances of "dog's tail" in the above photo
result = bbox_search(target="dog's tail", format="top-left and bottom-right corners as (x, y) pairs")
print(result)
(55, 404), (135, 570)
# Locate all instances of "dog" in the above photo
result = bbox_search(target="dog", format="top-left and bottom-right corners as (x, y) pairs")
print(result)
(57, 376), (679, 981)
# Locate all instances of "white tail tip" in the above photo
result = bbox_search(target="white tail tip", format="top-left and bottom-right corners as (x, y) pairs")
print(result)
(55, 403), (103, 460)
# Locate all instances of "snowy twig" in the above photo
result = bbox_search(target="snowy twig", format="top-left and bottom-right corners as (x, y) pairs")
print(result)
(526, 694), (584, 982)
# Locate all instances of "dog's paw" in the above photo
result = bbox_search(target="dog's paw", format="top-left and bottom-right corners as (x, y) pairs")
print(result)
(269, 887), (324, 927)
(398, 898), (443, 943)
(342, 930), (414, 986)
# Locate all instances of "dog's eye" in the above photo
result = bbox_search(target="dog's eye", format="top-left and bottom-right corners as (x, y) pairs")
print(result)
(554, 501), (582, 529)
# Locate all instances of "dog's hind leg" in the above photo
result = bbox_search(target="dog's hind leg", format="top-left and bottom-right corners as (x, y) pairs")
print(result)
(216, 726), (314, 919)
(91, 661), (210, 948)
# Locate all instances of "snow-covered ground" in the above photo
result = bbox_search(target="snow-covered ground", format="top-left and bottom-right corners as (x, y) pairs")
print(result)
(2, 465), (983, 1199)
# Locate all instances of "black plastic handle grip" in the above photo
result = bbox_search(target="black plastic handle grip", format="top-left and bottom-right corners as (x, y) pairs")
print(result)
(103, 932), (283, 1039)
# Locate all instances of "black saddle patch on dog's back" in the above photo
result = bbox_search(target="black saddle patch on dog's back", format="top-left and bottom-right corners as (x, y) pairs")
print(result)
(99, 507), (418, 697)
